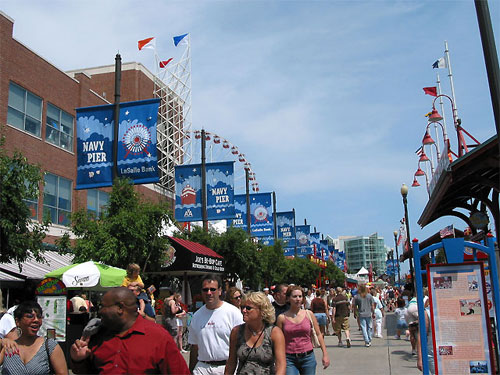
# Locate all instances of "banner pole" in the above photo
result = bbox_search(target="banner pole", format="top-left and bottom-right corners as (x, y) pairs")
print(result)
(273, 192), (277, 242)
(293, 208), (297, 257)
(201, 129), (208, 232)
(113, 53), (122, 181)
(245, 169), (251, 235)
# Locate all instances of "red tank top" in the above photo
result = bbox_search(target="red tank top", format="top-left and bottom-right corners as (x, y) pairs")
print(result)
(282, 313), (314, 354)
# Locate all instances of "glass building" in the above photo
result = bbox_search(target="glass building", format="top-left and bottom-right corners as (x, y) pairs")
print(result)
(343, 233), (388, 274)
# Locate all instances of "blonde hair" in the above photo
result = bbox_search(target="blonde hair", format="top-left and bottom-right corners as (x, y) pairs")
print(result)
(245, 292), (276, 324)
(126, 263), (141, 276)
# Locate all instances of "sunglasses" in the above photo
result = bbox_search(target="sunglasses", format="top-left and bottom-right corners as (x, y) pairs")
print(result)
(232, 295), (242, 299)
(202, 287), (218, 292)
(242, 305), (256, 311)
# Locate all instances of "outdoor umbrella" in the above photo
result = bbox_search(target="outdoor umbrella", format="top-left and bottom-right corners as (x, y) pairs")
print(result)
(45, 261), (126, 289)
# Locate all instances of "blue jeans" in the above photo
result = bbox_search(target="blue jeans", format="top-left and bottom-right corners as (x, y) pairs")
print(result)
(314, 313), (327, 326)
(286, 352), (316, 375)
(360, 316), (373, 344)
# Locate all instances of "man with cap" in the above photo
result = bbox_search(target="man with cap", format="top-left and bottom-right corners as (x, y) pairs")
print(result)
(263, 287), (274, 303)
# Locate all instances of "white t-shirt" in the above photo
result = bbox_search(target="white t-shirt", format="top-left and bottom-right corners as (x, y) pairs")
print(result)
(304, 294), (314, 309)
(267, 294), (275, 304)
(0, 313), (16, 338)
(188, 301), (243, 362)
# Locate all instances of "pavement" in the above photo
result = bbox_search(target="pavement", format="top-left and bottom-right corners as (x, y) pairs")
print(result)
(180, 312), (423, 375)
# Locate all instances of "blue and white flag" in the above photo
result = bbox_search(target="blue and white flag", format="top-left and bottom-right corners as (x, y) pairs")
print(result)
(295, 225), (312, 257)
(276, 211), (295, 247)
(175, 164), (202, 221)
(227, 194), (246, 230)
(206, 162), (235, 220)
(76, 104), (114, 189)
(117, 99), (161, 184)
(76, 98), (160, 189)
(228, 193), (274, 237)
(432, 57), (447, 69)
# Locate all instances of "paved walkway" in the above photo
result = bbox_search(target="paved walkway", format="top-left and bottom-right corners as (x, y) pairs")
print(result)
(180, 312), (422, 374)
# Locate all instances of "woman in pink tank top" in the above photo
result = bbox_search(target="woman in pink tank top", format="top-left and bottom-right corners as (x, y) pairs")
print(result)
(276, 286), (330, 375)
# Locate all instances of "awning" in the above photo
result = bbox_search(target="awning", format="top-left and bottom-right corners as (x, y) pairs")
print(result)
(0, 250), (74, 284)
(157, 237), (224, 276)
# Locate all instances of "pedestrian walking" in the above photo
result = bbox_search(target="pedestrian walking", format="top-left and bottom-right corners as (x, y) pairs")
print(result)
(370, 288), (384, 338)
(225, 287), (243, 311)
(353, 284), (375, 347)
(272, 284), (290, 320)
(188, 274), (243, 375)
(276, 285), (330, 374)
(310, 290), (328, 337)
(225, 292), (285, 375)
(394, 298), (409, 340)
(332, 287), (351, 348)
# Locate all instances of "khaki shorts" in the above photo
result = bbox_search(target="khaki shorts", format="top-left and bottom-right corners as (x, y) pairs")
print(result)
(334, 316), (350, 332)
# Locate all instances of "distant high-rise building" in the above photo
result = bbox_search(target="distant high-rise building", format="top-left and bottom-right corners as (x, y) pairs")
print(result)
(342, 233), (388, 274)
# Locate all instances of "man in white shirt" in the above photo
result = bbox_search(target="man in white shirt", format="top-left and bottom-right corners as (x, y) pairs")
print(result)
(263, 288), (274, 303)
(0, 310), (17, 339)
(188, 274), (243, 375)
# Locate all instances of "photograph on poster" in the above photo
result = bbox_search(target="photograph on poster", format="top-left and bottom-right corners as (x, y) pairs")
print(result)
(438, 346), (453, 355)
(433, 276), (453, 289)
(468, 275), (478, 291)
(469, 360), (488, 374)
(460, 299), (482, 316)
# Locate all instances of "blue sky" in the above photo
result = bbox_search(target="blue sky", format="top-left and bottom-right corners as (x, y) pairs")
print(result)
(1, 1), (498, 274)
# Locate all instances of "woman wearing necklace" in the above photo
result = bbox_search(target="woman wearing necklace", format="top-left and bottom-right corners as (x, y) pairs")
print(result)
(0, 300), (68, 374)
(276, 286), (330, 375)
(225, 292), (285, 375)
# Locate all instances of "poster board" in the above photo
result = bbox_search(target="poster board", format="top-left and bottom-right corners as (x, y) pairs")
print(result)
(37, 296), (67, 342)
(427, 262), (494, 374)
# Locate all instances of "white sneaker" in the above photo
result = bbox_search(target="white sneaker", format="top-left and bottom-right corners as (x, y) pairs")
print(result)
(181, 349), (189, 353)
(366, 342), (371, 347)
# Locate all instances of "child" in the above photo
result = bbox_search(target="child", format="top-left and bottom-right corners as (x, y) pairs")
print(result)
(394, 297), (409, 340)
(121, 263), (144, 289)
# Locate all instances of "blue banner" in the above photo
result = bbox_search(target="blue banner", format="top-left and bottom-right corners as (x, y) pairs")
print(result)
(116, 99), (160, 184)
(295, 225), (311, 258)
(76, 99), (160, 189)
(386, 259), (399, 276)
(284, 247), (295, 257)
(206, 162), (235, 220)
(259, 236), (275, 246)
(310, 232), (320, 257)
(320, 240), (329, 260)
(76, 104), (114, 189)
(228, 193), (274, 237)
(175, 164), (202, 221)
(276, 211), (295, 248)
(336, 251), (345, 269)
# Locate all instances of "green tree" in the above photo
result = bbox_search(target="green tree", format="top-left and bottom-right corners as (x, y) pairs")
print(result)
(0, 137), (50, 264)
(58, 178), (172, 272)
(282, 257), (322, 286)
(257, 242), (287, 286)
(323, 261), (346, 287)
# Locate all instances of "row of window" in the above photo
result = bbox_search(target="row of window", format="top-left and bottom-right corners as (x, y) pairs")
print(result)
(7, 82), (74, 150)
(25, 173), (109, 226)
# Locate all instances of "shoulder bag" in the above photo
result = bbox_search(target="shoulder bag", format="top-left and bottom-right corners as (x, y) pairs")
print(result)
(307, 311), (321, 348)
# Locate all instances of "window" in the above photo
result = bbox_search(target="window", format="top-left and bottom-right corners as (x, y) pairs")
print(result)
(43, 173), (71, 226)
(87, 189), (109, 218)
(7, 82), (42, 137)
(46, 103), (74, 150)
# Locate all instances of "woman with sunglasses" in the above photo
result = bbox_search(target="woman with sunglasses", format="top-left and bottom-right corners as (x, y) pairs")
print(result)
(0, 300), (68, 374)
(276, 286), (330, 375)
(225, 292), (285, 375)
(225, 287), (244, 311)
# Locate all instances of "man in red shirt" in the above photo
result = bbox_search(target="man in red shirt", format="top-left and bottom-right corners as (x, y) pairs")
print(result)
(70, 287), (190, 374)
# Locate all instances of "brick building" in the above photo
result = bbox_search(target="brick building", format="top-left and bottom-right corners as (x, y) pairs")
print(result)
(0, 11), (174, 244)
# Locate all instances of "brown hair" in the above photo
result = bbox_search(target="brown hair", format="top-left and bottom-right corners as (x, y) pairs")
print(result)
(225, 287), (243, 302)
(126, 263), (141, 276)
(358, 284), (368, 298)
(286, 285), (304, 299)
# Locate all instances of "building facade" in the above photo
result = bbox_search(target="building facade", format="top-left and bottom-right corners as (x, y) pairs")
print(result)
(0, 11), (175, 244)
(343, 233), (388, 274)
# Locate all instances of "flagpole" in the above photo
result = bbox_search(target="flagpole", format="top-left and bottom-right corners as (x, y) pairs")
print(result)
(113, 53), (122, 181)
(436, 73), (449, 152)
(272, 192), (277, 242)
(293, 208), (297, 257)
(201, 129), (208, 232)
(444, 41), (459, 124)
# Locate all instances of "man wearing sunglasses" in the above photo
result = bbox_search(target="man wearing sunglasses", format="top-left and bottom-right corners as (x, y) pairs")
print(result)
(188, 274), (243, 375)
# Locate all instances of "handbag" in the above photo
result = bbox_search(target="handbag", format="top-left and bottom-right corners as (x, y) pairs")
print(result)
(307, 312), (321, 348)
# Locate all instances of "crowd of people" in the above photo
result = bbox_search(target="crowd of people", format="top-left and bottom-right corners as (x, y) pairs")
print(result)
(0, 264), (430, 374)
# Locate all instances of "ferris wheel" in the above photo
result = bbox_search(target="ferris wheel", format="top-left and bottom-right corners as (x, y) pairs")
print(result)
(181, 130), (260, 195)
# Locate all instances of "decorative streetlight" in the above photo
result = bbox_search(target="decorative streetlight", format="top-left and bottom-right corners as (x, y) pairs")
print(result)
(400, 183), (415, 289)
(393, 230), (401, 286)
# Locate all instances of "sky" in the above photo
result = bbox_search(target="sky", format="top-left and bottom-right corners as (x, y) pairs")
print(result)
(1, 0), (499, 274)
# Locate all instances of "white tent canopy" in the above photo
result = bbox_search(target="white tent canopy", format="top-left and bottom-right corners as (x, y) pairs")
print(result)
(356, 266), (369, 275)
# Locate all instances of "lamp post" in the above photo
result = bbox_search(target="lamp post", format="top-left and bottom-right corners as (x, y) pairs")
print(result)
(388, 249), (395, 285)
(393, 230), (401, 286)
(400, 183), (415, 289)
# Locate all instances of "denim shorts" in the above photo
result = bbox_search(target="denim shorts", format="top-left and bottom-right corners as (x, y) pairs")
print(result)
(396, 320), (408, 330)
(286, 351), (316, 375)
(314, 313), (327, 326)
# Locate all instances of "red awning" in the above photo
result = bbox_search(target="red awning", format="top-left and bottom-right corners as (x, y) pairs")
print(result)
(168, 237), (223, 259)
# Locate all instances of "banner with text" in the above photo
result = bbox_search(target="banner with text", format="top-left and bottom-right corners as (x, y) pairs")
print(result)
(228, 193), (274, 237)
(295, 225), (312, 258)
(76, 99), (160, 189)
(320, 240), (329, 260)
(276, 211), (295, 248)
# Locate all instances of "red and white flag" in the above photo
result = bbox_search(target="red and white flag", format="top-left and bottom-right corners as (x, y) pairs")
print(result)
(138, 37), (155, 51)
(159, 58), (173, 68)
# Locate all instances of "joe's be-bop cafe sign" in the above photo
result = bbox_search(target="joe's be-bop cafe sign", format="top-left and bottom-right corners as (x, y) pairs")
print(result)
(193, 255), (224, 272)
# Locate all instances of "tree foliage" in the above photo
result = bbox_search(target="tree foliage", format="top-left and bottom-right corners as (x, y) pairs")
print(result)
(58, 178), (172, 272)
(0, 136), (49, 264)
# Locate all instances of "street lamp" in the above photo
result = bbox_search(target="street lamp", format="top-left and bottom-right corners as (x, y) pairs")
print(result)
(393, 230), (401, 286)
(400, 183), (415, 289)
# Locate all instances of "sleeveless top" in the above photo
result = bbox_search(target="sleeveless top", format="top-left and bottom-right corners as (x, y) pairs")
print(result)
(2, 338), (57, 375)
(236, 324), (275, 375)
(282, 314), (313, 354)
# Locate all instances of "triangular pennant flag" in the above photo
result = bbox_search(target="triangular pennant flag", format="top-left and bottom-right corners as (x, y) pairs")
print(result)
(159, 58), (173, 68)
(173, 33), (188, 47)
(432, 57), (446, 69)
(138, 37), (155, 51)
(423, 87), (437, 97)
